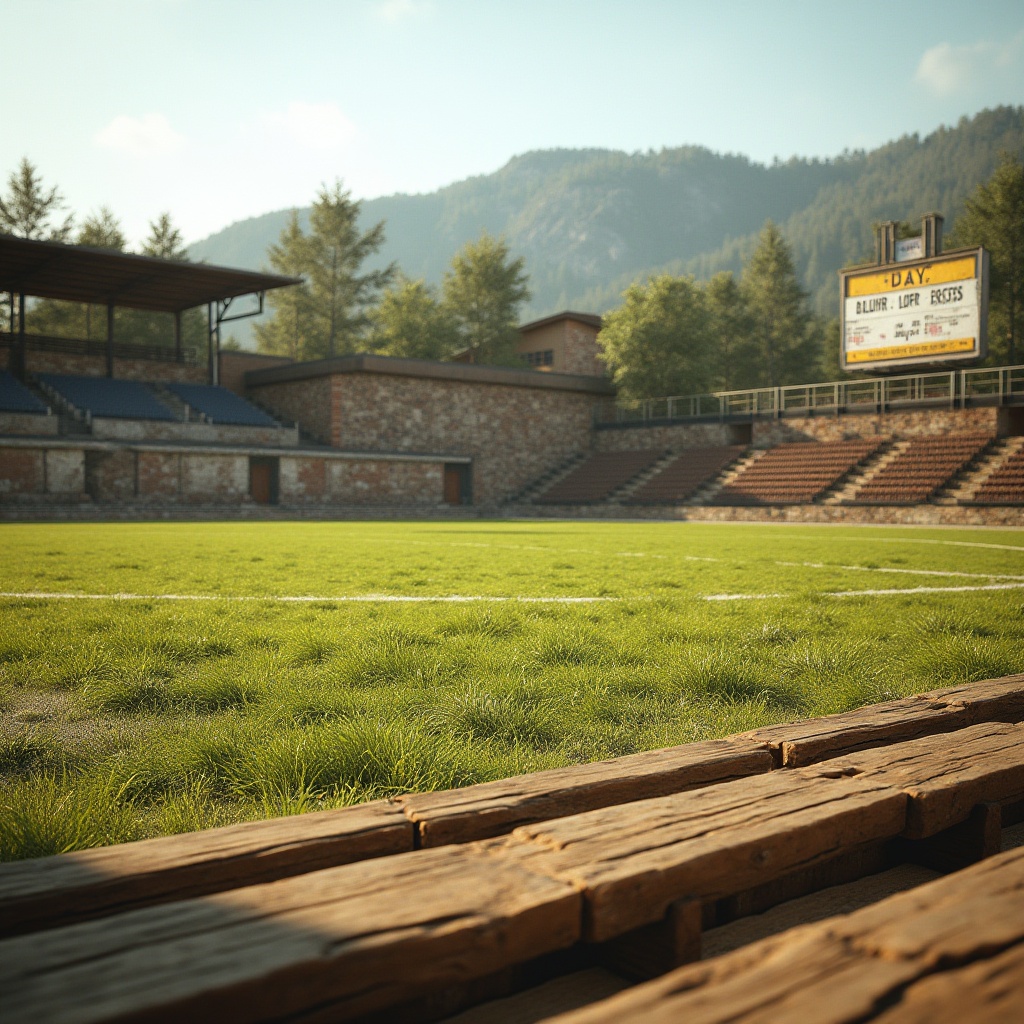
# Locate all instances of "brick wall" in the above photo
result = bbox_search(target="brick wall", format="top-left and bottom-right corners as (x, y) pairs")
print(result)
(255, 376), (333, 444)
(0, 412), (59, 436)
(595, 421), (740, 452)
(0, 449), (43, 494)
(90, 418), (298, 446)
(21, 350), (206, 383)
(279, 456), (443, 505)
(327, 374), (595, 504)
(0, 447), (86, 499)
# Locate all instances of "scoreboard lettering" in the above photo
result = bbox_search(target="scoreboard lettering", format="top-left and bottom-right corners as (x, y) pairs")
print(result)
(840, 250), (988, 371)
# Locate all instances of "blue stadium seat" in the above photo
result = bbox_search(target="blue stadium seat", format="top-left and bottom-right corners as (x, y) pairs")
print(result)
(163, 383), (278, 427)
(38, 374), (175, 421)
(0, 371), (49, 414)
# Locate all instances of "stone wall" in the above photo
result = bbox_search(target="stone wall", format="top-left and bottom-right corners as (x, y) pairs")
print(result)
(279, 456), (442, 506)
(0, 446), (86, 499)
(593, 406), (1004, 453)
(326, 374), (596, 504)
(90, 418), (298, 447)
(0, 412), (59, 436)
(18, 349), (207, 383)
(255, 376), (333, 444)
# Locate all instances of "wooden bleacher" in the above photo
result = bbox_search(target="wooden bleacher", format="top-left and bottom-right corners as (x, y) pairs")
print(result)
(624, 445), (746, 505)
(535, 450), (665, 504)
(852, 433), (994, 505)
(972, 444), (1024, 505)
(713, 438), (883, 506)
(1, 674), (1023, 1022)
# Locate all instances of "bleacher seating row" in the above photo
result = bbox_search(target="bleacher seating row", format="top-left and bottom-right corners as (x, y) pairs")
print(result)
(0, 371), (48, 415)
(972, 445), (1024, 505)
(164, 382), (278, 427)
(625, 445), (745, 505)
(852, 433), (993, 505)
(38, 373), (176, 421)
(529, 435), (1024, 508)
(25, 374), (277, 427)
(537, 449), (666, 504)
(713, 438), (882, 505)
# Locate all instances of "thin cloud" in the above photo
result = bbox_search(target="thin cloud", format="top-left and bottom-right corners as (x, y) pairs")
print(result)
(259, 101), (356, 151)
(915, 33), (1024, 96)
(94, 113), (186, 157)
(375, 0), (433, 24)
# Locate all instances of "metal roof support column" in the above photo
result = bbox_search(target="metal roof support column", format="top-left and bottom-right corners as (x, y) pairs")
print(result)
(106, 303), (114, 378)
(174, 311), (182, 364)
(207, 302), (215, 385)
(14, 291), (26, 379)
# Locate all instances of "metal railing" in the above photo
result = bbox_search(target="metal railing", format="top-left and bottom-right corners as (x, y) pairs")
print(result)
(0, 333), (198, 366)
(595, 365), (1024, 426)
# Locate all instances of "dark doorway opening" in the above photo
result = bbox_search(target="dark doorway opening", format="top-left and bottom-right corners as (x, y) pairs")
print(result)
(443, 463), (472, 506)
(250, 457), (279, 505)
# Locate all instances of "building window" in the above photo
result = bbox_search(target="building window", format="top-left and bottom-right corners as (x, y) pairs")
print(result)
(520, 350), (554, 367)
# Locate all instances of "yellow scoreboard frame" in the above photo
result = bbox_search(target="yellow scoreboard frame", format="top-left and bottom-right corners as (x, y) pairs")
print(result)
(840, 247), (988, 372)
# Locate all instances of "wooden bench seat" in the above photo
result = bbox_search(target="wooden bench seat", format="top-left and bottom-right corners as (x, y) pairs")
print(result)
(538, 845), (1024, 1023)
(397, 738), (772, 848)
(0, 844), (583, 1024)
(487, 770), (908, 942)
(0, 800), (412, 940)
(739, 673), (1024, 767)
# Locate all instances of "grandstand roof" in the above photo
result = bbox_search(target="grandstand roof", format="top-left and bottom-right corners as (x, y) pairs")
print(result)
(0, 235), (300, 313)
(520, 311), (603, 332)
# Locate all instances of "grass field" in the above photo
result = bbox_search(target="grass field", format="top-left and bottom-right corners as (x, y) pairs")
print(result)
(2, 519), (1024, 862)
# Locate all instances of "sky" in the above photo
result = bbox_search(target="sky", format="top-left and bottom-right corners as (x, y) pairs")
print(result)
(2, 0), (1023, 248)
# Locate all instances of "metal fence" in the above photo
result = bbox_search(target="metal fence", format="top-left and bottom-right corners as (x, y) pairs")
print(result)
(595, 365), (1024, 426)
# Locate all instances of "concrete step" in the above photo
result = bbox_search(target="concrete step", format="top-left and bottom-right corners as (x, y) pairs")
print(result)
(833, 440), (908, 504)
(690, 448), (764, 505)
(611, 450), (678, 502)
(935, 436), (1024, 504)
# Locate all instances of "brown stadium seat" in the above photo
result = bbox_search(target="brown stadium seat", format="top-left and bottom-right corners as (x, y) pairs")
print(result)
(535, 449), (665, 504)
(853, 433), (993, 505)
(712, 439), (884, 506)
(625, 445), (746, 505)
(971, 445), (1024, 505)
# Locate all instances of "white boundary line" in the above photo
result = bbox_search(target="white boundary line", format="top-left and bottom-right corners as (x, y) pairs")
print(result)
(0, 591), (615, 604)
(775, 561), (1024, 582)
(702, 582), (1024, 601)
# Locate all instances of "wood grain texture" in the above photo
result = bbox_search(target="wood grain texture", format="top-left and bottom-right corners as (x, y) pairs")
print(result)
(540, 846), (1024, 1024)
(0, 844), (581, 1024)
(0, 800), (412, 939)
(739, 673), (1024, 768)
(398, 739), (772, 847)
(486, 770), (907, 942)
(808, 721), (1024, 838)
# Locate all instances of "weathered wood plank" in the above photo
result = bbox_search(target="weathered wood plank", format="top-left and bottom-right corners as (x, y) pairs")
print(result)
(487, 770), (907, 942)
(810, 721), (1024, 838)
(539, 846), (1024, 1024)
(738, 673), (1024, 768)
(397, 739), (772, 847)
(0, 844), (581, 1024)
(0, 800), (412, 939)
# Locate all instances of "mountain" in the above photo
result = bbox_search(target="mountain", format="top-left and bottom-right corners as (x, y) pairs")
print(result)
(189, 107), (1024, 348)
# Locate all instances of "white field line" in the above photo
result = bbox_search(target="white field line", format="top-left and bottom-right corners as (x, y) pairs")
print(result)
(829, 538), (1024, 554)
(702, 582), (1024, 601)
(0, 592), (616, 604)
(775, 561), (1024, 582)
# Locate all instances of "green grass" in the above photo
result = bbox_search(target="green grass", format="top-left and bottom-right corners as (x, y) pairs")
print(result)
(2, 520), (1024, 861)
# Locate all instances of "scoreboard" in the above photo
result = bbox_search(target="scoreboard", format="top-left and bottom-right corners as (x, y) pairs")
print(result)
(840, 247), (988, 372)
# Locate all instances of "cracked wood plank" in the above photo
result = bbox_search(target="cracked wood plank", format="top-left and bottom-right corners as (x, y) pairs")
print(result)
(485, 770), (907, 942)
(809, 721), (1024, 838)
(0, 844), (581, 1024)
(738, 673), (1024, 767)
(0, 800), (412, 939)
(398, 739), (772, 847)
(539, 846), (1024, 1024)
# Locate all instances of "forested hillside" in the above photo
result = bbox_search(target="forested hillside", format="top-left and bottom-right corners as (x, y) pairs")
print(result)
(189, 107), (1024, 345)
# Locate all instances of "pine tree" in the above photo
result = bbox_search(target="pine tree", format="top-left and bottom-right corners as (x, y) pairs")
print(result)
(254, 211), (315, 359)
(369, 276), (457, 360)
(705, 272), (757, 390)
(255, 183), (394, 360)
(142, 213), (188, 260)
(741, 221), (816, 386)
(0, 158), (73, 240)
(442, 232), (530, 365)
(950, 152), (1024, 365)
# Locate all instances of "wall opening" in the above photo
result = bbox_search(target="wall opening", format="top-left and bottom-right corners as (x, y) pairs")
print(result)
(249, 456), (279, 505)
(727, 422), (753, 445)
(998, 407), (1024, 437)
(443, 463), (472, 506)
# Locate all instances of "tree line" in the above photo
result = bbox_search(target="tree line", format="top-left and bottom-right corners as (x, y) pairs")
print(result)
(0, 157), (203, 349)
(3, 147), (1021, 395)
